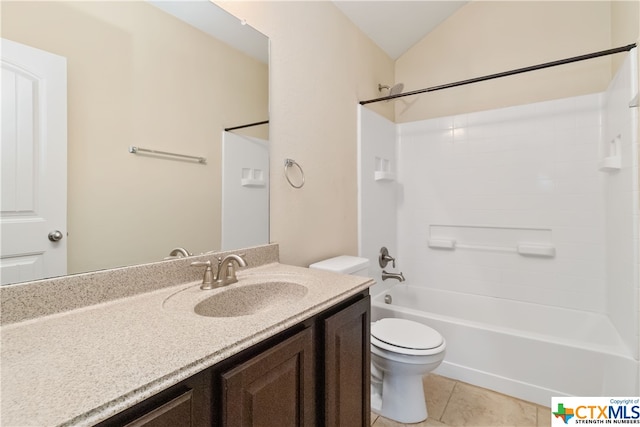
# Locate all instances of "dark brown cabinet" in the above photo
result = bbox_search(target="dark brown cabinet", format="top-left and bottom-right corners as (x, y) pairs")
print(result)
(97, 369), (212, 427)
(123, 390), (194, 427)
(323, 296), (370, 427)
(100, 292), (369, 427)
(222, 327), (315, 427)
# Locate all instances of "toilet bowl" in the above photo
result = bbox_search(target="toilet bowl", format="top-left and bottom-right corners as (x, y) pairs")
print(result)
(370, 318), (446, 423)
(308, 255), (446, 424)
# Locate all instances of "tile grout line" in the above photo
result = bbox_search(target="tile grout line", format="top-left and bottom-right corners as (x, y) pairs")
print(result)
(436, 379), (459, 423)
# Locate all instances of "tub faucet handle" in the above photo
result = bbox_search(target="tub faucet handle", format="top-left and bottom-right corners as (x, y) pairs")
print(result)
(379, 247), (396, 268)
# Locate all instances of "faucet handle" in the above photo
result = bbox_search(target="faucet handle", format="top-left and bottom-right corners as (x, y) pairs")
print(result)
(218, 254), (247, 285)
(218, 254), (247, 286)
(221, 262), (238, 285)
(191, 260), (215, 289)
(379, 247), (396, 268)
(191, 260), (211, 268)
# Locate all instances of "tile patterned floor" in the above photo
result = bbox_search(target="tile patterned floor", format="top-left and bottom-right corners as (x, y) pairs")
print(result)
(371, 374), (552, 427)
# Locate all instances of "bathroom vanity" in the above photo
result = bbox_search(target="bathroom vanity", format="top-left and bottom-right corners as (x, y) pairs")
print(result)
(99, 292), (370, 427)
(0, 244), (374, 426)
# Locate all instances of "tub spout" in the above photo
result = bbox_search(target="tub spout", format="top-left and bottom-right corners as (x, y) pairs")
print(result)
(382, 270), (405, 282)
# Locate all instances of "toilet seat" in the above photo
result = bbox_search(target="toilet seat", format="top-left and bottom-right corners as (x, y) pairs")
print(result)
(371, 318), (445, 356)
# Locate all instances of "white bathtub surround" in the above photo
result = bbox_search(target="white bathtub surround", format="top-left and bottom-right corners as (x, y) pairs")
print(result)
(221, 132), (269, 250)
(359, 48), (639, 405)
(397, 93), (608, 314)
(358, 107), (399, 295)
(601, 49), (639, 361)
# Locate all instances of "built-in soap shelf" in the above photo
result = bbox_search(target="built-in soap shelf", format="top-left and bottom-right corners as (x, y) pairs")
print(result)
(374, 157), (395, 181)
(428, 224), (555, 258)
(240, 168), (266, 187)
(599, 135), (621, 172)
(374, 171), (396, 181)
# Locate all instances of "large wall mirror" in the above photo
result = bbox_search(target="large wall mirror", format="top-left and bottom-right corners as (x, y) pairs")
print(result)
(1, 1), (269, 285)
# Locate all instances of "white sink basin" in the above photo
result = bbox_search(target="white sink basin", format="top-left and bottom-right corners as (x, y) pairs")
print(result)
(163, 278), (308, 318)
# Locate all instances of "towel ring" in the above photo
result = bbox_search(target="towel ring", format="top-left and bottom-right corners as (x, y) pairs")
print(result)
(284, 158), (305, 189)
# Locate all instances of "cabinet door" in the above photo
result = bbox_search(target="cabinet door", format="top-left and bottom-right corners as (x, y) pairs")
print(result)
(222, 327), (315, 427)
(324, 296), (371, 427)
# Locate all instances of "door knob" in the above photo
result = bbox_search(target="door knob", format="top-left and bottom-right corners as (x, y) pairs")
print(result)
(48, 230), (64, 242)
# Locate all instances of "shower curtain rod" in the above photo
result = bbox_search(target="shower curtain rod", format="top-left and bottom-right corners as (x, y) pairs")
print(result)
(224, 120), (269, 132)
(360, 43), (637, 105)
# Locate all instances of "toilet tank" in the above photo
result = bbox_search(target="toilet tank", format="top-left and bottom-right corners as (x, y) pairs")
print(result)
(309, 255), (370, 276)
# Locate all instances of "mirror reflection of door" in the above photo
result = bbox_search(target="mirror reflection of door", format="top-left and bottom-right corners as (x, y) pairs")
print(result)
(1, 39), (67, 285)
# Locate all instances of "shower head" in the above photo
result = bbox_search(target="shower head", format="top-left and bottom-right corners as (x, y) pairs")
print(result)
(378, 82), (404, 96)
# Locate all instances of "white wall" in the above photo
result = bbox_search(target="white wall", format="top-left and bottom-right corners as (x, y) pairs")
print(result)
(602, 49), (639, 358)
(358, 106), (398, 294)
(396, 94), (607, 313)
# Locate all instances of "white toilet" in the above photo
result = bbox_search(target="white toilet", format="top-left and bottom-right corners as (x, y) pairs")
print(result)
(309, 255), (446, 424)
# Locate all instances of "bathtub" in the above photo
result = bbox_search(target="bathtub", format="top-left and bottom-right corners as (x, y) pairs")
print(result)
(371, 284), (639, 406)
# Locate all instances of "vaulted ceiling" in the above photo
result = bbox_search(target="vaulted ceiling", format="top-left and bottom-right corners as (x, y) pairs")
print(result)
(333, 1), (468, 60)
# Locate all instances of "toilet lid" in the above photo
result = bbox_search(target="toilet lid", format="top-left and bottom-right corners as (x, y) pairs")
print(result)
(371, 318), (443, 350)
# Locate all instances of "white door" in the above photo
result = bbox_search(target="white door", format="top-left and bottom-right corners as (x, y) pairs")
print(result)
(1, 38), (67, 285)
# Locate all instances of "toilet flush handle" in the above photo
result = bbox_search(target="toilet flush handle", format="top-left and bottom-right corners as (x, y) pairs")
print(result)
(379, 247), (396, 268)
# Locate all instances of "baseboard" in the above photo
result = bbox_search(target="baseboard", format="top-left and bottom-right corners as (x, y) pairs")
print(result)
(434, 361), (568, 407)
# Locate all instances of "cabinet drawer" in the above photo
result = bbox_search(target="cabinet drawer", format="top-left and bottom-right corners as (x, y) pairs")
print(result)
(98, 370), (211, 427)
(124, 389), (193, 427)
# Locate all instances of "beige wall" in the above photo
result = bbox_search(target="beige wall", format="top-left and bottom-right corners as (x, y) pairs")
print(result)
(395, 1), (614, 122)
(611, 0), (640, 73)
(2, 1), (268, 273)
(217, 1), (394, 267)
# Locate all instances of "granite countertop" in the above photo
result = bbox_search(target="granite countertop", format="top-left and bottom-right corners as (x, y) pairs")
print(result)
(1, 262), (374, 427)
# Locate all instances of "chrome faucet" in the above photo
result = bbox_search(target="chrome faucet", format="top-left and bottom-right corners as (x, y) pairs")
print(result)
(381, 270), (405, 282)
(191, 253), (247, 290)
